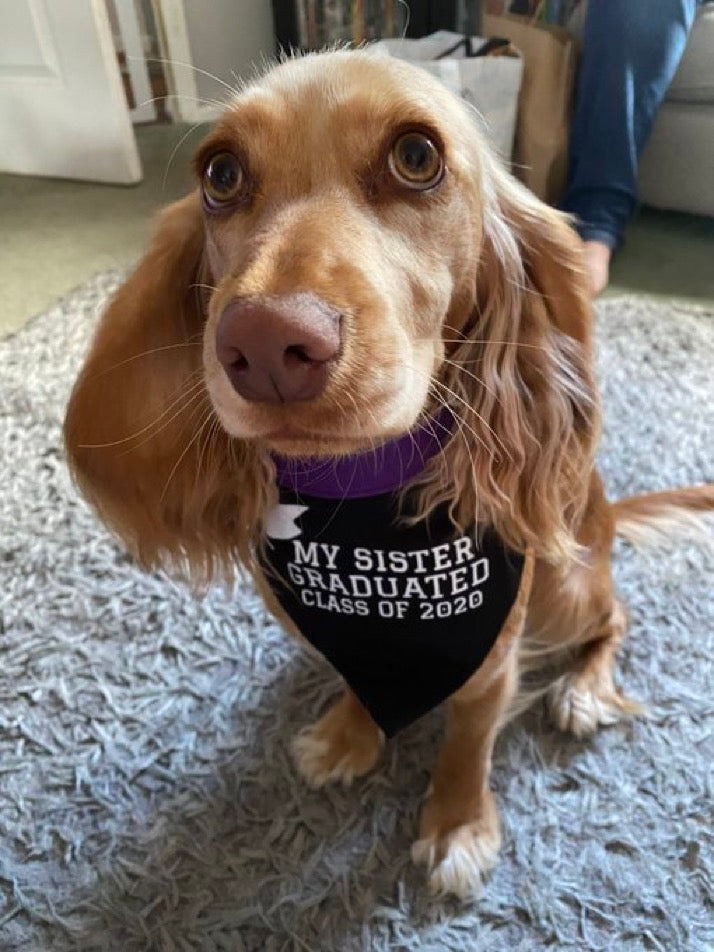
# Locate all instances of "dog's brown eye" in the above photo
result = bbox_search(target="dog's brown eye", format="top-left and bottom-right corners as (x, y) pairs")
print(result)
(388, 132), (443, 189)
(202, 151), (245, 206)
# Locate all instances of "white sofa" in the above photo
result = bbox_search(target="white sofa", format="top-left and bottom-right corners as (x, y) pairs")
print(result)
(638, 3), (714, 216)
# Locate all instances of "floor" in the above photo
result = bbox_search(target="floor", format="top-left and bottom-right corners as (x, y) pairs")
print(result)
(1, 122), (713, 338)
(0, 124), (204, 338)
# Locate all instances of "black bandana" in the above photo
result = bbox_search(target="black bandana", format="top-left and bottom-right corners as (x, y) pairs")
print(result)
(261, 489), (524, 736)
(260, 414), (524, 735)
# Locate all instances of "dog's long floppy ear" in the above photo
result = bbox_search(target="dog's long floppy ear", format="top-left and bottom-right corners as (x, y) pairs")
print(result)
(443, 158), (600, 566)
(64, 193), (270, 582)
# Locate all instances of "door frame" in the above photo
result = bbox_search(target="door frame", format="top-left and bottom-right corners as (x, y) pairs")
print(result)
(150, 0), (222, 122)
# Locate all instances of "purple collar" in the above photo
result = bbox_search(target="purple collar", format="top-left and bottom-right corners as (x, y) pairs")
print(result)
(272, 410), (453, 499)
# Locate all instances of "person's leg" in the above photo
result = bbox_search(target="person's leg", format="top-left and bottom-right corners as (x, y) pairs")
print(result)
(562, 0), (698, 295)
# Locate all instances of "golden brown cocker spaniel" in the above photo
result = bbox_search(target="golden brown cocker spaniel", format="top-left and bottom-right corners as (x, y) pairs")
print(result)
(64, 51), (713, 899)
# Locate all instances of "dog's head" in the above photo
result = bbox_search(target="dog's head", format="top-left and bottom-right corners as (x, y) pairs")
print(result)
(198, 52), (489, 458)
(64, 51), (598, 579)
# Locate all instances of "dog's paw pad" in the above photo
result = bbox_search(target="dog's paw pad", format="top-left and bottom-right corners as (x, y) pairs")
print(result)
(291, 721), (382, 789)
(548, 674), (643, 738)
(412, 824), (500, 900)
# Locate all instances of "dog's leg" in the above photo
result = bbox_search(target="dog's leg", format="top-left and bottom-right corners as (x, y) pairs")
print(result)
(412, 649), (517, 899)
(411, 549), (533, 899)
(546, 597), (643, 737)
(291, 688), (384, 788)
(527, 481), (643, 737)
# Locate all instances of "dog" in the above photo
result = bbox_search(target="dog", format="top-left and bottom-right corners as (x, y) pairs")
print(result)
(63, 49), (714, 899)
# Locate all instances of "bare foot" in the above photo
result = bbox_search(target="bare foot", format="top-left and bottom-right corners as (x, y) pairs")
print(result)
(582, 240), (612, 297)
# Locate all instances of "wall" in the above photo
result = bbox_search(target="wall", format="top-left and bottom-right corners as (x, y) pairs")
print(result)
(181, 0), (275, 103)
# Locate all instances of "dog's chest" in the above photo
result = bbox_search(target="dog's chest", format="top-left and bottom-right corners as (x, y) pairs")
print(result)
(261, 487), (524, 736)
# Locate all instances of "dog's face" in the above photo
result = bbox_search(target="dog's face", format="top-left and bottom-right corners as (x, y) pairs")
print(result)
(198, 52), (483, 457)
(64, 49), (596, 576)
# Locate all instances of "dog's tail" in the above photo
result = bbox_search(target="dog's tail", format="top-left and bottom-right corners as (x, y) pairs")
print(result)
(612, 485), (714, 548)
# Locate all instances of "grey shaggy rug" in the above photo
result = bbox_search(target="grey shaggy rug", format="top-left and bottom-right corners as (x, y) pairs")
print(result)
(1, 272), (712, 952)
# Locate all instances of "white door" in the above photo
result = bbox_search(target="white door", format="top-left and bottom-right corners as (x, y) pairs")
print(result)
(0, 0), (141, 183)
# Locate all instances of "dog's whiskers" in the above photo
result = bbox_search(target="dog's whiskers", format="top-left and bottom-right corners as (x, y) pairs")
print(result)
(136, 92), (230, 113)
(440, 357), (505, 410)
(195, 412), (221, 489)
(188, 283), (219, 293)
(78, 374), (205, 450)
(135, 55), (240, 97)
(161, 403), (215, 502)
(92, 338), (204, 378)
(427, 384), (481, 481)
(119, 384), (209, 459)
(430, 377), (512, 462)
(163, 121), (207, 192)
(418, 336), (550, 352)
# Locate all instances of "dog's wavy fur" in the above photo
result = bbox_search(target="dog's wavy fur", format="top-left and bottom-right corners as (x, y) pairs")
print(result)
(64, 51), (713, 898)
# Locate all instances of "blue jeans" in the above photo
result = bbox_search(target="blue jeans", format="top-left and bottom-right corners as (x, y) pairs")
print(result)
(562, 0), (701, 247)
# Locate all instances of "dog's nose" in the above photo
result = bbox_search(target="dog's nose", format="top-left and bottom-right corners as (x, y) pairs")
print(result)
(215, 293), (341, 403)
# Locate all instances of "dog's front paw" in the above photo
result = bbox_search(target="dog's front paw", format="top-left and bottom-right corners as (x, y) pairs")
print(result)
(412, 789), (501, 899)
(547, 672), (644, 739)
(291, 693), (383, 788)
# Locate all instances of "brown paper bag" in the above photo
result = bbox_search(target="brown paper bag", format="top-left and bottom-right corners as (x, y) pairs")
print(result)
(481, 11), (578, 204)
